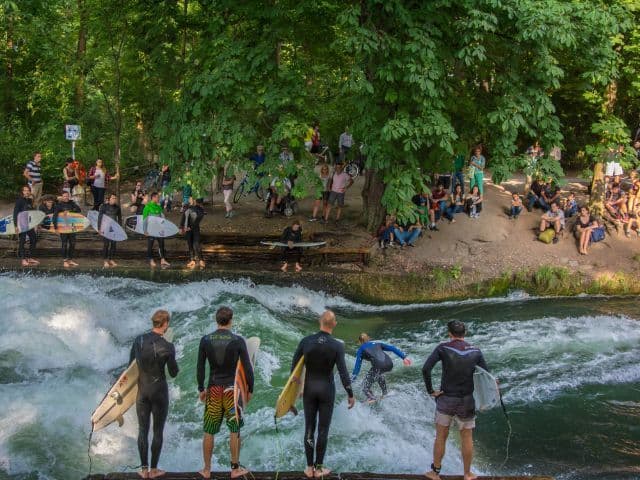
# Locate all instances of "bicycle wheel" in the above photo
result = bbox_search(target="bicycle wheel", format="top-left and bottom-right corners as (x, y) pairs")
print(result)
(255, 184), (265, 201)
(325, 149), (334, 165)
(233, 183), (246, 203)
(345, 162), (359, 178)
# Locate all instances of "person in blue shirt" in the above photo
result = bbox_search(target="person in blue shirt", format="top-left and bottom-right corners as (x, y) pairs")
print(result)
(351, 333), (412, 402)
(250, 145), (266, 170)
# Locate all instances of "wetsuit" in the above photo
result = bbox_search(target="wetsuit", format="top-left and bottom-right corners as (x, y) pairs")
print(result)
(98, 203), (122, 260)
(422, 339), (488, 424)
(181, 205), (206, 261)
(52, 200), (81, 261)
(291, 331), (353, 469)
(280, 226), (302, 264)
(197, 329), (254, 435)
(129, 331), (179, 469)
(13, 196), (36, 260)
(352, 341), (407, 401)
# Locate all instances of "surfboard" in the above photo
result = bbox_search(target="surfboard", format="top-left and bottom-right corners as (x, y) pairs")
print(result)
(473, 366), (500, 411)
(44, 212), (90, 234)
(125, 215), (179, 238)
(275, 356), (306, 418)
(233, 337), (261, 423)
(91, 328), (175, 432)
(260, 241), (326, 248)
(0, 210), (45, 235)
(87, 211), (128, 242)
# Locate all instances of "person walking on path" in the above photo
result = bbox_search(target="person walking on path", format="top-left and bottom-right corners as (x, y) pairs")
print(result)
(23, 152), (43, 205)
(422, 320), (489, 480)
(130, 310), (179, 479)
(291, 310), (355, 478)
(468, 147), (485, 195)
(196, 306), (254, 479)
(14, 185), (39, 267)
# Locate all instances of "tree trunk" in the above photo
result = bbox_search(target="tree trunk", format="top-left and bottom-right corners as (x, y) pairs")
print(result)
(589, 161), (605, 217)
(114, 127), (121, 201)
(4, 13), (14, 117)
(361, 169), (386, 232)
(74, 0), (88, 112)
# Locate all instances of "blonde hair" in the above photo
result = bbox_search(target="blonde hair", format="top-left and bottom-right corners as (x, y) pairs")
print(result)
(151, 310), (170, 328)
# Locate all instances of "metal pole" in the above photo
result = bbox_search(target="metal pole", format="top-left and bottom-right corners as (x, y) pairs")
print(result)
(72, 141), (76, 160)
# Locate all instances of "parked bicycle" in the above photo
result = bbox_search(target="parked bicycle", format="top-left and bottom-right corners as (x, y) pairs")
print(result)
(233, 175), (265, 203)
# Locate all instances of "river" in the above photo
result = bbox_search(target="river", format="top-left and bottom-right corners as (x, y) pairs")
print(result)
(0, 274), (638, 480)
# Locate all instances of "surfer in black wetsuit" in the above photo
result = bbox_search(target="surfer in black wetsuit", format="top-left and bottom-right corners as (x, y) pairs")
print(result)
(280, 220), (303, 273)
(351, 333), (411, 403)
(180, 197), (206, 269)
(422, 320), (489, 480)
(130, 310), (179, 479)
(98, 194), (122, 268)
(196, 306), (254, 479)
(13, 185), (39, 267)
(291, 310), (355, 478)
(52, 190), (81, 268)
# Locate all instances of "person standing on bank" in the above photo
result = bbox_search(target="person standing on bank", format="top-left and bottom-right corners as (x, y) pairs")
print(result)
(130, 310), (179, 479)
(280, 220), (303, 273)
(143, 192), (170, 269)
(291, 310), (355, 478)
(24, 152), (43, 205)
(422, 320), (489, 480)
(180, 197), (206, 269)
(53, 190), (82, 268)
(14, 185), (39, 267)
(88, 158), (118, 211)
(98, 193), (123, 268)
(468, 147), (485, 196)
(323, 163), (353, 225)
(196, 306), (254, 479)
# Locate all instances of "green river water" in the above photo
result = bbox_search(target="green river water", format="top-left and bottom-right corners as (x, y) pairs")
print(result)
(0, 274), (638, 480)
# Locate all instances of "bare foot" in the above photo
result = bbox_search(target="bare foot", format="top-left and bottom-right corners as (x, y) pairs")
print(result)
(199, 260), (206, 268)
(69, 260), (79, 267)
(150, 260), (157, 268)
(186, 260), (196, 269)
(28, 258), (40, 265)
(21, 260), (30, 267)
(314, 467), (331, 478)
(295, 263), (303, 273)
(230, 466), (249, 478)
(109, 260), (118, 267)
(304, 467), (315, 479)
(197, 468), (210, 479)
(63, 261), (71, 268)
(464, 473), (478, 480)
(104, 261), (111, 268)
(424, 471), (441, 480)
(148, 469), (166, 479)
(280, 263), (288, 272)
(138, 468), (148, 479)
(160, 260), (170, 268)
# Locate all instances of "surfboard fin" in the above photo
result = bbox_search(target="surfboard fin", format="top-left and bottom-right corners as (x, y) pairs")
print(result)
(116, 416), (124, 427)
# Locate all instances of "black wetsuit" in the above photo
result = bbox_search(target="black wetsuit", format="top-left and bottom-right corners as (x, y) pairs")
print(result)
(52, 200), (81, 260)
(13, 196), (36, 259)
(98, 203), (122, 260)
(129, 331), (179, 469)
(422, 339), (488, 418)
(181, 205), (206, 261)
(291, 331), (353, 468)
(196, 329), (254, 393)
(280, 226), (303, 263)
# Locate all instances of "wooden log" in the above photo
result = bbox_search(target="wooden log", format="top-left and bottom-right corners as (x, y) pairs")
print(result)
(83, 472), (554, 480)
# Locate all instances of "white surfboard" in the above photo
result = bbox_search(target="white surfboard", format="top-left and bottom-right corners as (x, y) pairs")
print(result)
(473, 366), (500, 411)
(0, 210), (46, 235)
(260, 241), (326, 248)
(125, 215), (179, 238)
(87, 211), (128, 242)
(91, 329), (175, 432)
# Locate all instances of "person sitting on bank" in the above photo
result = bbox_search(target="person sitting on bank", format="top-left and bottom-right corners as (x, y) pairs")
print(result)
(393, 218), (422, 248)
(539, 180), (561, 212)
(563, 192), (578, 218)
(430, 183), (448, 225)
(574, 206), (599, 255)
(605, 183), (627, 220)
(540, 201), (565, 244)
(509, 192), (523, 219)
(526, 177), (544, 212)
(14, 185), (39, 267)
(280, 220), (303, 273)
(376, 215), (396, 248)
(143, 192), (170, 269)
(444, 184), (465, 223)
(98, 193), (123, 268)
(465, 185), (483, 219)
(53, 190), (82, 268)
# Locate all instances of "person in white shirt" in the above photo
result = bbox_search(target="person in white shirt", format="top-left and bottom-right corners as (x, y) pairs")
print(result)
(338, 127), (354, 162)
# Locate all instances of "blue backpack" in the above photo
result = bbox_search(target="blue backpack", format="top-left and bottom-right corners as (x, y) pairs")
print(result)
(590, 226), (605, 243)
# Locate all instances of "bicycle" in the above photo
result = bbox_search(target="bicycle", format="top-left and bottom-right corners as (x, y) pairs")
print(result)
(338, 145), (361, 178)
(313, 144), (334, 166)
(233, 175), (265, 203)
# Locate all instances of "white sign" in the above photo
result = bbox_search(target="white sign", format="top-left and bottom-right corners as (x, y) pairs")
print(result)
(65, 124), (81, 141)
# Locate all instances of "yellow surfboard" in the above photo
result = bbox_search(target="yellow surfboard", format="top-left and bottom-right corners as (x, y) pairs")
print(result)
(275, 356), (306, 418)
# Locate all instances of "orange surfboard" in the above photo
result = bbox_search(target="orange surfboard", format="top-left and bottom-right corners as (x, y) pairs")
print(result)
(234, 337), (260, 422)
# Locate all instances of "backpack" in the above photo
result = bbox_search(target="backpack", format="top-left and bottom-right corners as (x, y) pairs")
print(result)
(590, 226), (605, 243)
(538, 228), (555, 244)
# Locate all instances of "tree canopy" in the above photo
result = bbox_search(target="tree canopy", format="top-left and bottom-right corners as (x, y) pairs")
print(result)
(1, 0), (638, 227)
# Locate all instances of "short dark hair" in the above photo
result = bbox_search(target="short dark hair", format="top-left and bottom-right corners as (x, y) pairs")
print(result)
(150, 191), (159, 199)
(216, 306), (233, 326)
(196, 198), (204, 205)
(447, 320), (466, 337)
(152, 309), (170, 328)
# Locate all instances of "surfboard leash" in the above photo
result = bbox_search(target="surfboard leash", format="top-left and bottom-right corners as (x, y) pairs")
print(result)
(87, 428), (94, 477)
(499, 389), (513, 468)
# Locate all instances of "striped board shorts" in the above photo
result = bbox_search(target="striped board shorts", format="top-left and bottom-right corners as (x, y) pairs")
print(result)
(203, 385), (243, 435)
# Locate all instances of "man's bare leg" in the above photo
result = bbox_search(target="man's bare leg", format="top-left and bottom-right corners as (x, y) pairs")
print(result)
(335, 207), (342, 221)
(199, 433), (214, 479)
(425, 423), (449, 480)
(230, 432), (248, 478)
(460, 428), (477, 480)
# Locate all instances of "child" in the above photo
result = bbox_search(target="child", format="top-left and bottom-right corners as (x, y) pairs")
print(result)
(376, 215), (395, 248)
(510, 192), (523, 219)
(564, 192), (578, 218)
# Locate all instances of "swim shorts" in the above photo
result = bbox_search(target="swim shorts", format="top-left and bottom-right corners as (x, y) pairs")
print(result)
(203, 385), (243, 435)
(434, 394), (476, 430)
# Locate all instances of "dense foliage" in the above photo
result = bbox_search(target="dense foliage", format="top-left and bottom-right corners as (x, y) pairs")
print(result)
(1, 0), (638, 227)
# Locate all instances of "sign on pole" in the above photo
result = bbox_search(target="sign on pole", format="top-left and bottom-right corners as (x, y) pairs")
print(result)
(65, 124), (81, 160)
